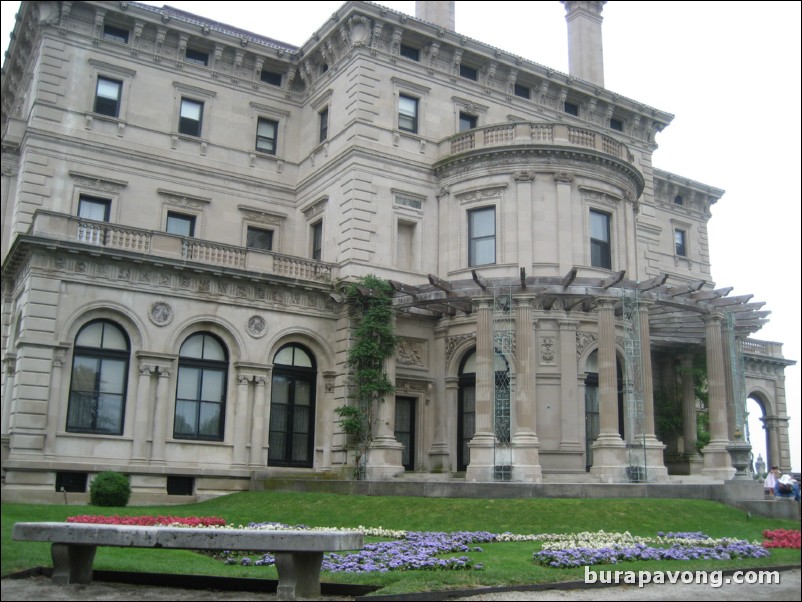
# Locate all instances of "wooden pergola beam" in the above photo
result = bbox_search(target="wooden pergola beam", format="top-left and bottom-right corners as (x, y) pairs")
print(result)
(428, 274), (452, 292)
(562, 267), (578, 288)
(637, 273), (668, 291)
(689, 286), (734, 300)
(472, 269), (489, 290)
(600, 270), (626, 289)
(709, 294), (754, 307)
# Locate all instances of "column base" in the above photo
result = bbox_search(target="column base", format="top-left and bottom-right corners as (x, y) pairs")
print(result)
(636, 435), (669, 482)
(365, 437), (405, 479)
(701, 439), (736, 480)
(427, 441), (450, 472)
(465, 432), (497, 482)
(688, 452), (704, 475)
(589, 434), (627, 483)
(511, 432), (543, 483)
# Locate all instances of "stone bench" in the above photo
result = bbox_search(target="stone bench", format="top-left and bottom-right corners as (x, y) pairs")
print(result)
(13, 522), (363, 600)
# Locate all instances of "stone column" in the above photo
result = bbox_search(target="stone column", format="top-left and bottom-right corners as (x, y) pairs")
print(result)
(131, 361), (155, 463)
(466, 299), (496, 481)
(590, 299), (626, 481)
(637, 304), (667, 481)
(555, 173), (575, 273)
(428, 327), (450, 471)
(43, 350), (66, 458)
(150, 365), (173, 464)
(701, 314), (735, 479)
(680, 355), (703, 474)
(514, 172), (535, 270)
(512, 299), (541, 482)
(558, 319), (583, 457)
(366, 316), (404, 479)
(249, 374), (269, 468)
(1, 354), (17, 436)
(233, 370), (251, 466)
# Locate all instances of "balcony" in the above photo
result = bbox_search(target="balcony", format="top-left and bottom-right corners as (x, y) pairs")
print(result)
(439, 122), (632, 163)
(24, 211), (335, 284)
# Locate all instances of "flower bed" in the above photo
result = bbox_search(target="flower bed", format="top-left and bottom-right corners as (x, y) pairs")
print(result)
(762, 529), (801, 549)
(66, 515), (227, 527)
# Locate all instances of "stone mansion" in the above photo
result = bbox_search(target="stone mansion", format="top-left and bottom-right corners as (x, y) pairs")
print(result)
(0, 1), (794, 502)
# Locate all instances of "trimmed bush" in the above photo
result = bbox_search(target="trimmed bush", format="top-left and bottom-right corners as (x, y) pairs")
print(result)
(89, 471), (131, 507)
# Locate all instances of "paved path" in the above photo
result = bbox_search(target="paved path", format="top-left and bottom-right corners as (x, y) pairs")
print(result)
(2, 569), (800, 601)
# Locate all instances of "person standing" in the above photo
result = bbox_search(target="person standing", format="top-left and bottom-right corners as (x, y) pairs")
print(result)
(764, 465), (779, 498)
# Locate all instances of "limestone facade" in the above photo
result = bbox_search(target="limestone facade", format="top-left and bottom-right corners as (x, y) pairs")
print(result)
(0, 1), (793, 501)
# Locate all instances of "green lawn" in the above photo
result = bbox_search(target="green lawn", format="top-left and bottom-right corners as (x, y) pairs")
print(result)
(3, 492), (800, 595)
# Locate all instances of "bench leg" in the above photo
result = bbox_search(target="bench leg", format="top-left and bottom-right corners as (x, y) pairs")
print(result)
(51, 543), (97, 585)
(273, 551), (323, 600)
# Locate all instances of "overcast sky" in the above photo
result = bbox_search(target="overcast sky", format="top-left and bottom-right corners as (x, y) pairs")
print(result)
(2, 1), (800, 471)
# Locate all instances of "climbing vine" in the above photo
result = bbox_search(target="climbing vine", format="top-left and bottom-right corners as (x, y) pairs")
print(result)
(335, 275), (397, 479)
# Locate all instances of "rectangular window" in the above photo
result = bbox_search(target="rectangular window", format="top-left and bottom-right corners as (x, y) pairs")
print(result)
(55, 472), (88, 493)
(459, 112), (477, 132)
(185, 48), (209, 66)
(609, 118), (624, 132)
(319, 107), (329, 143)
(514, 83), (531, 99)
(179, 98), (203, 137)
(166, 476), (194, 496)
(400, 45), (420, 61)
(398, 94), (418, 133)
(102, 24), (129, 44)
(590, 209), (612, 269)
(469, 207), (496, 266)
(166, 212), (196, 237)
(256, 117), (278, 154)
(78, 195), (111, 221)
(564, 101), (580, 116)
(674, 229), (687, 257)
(311, 221), (323, 261)
(94, 76), (122, 118)
(459, 64), (478, 81)
(260, 70), (282, 86)
(247, 226), (273, 251)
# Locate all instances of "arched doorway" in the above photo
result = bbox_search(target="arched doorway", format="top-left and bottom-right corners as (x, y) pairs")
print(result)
(268, 344), (317, 468)
(746, 395), (769, 471)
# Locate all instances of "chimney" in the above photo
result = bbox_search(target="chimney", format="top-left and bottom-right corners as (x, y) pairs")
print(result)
(562, 1), (606, 87)
(416, 1), (456, 31)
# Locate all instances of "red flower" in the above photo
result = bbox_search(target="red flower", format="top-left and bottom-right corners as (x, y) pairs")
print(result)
(66, 515), (226, 527)
(761, 529), (801, 549)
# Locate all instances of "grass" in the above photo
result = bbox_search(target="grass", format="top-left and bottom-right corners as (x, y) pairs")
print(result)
(3, 492), (800, 594)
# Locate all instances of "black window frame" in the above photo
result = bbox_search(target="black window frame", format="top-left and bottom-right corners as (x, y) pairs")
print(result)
(590, 209), (612, 269)
(178, 98), (203, 137)
(318, 107), (329, 143)
(66, 320), (130, 436)
(674, 228), (687, 257)
(514, 83), (531, 99)
(468, 206), (496, 267)
(459, 111), (478, 132)
(102, 24), (129, 44)
(399, 44), (420, 61)
(78, 194), (111, 222)
(255, 117), (279, 155)
(398, 94), (419, 133)
(609, 117), (624, 132)
(246, 226), (274, 251)
(311, 221), (323, 261)
(185, 47), (209, 67)
(260, 70), (282, 86)
(166, 211), (196, 237)
(173, 333), (228, 442)
(94, 76), (122, 118)
(564, 101), (580, 117)
(459, 64), (478, 81)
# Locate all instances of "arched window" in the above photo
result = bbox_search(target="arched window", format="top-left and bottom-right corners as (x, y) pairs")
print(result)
(67, 320), (130, 435)
(269, 344), (316, 467)
(457, 350), (476, 472)
(174, 333), (228, 440)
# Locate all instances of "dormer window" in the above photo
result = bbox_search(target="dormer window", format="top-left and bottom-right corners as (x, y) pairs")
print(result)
(564, 101), (580, 117)
(609, 118), (624, 132)
(400, 45), (420, 61)
(103, 24), (129, 44)
(459, 64), (478, 81)
(514, 84), (531, 99)
(185, 48), (209, 67)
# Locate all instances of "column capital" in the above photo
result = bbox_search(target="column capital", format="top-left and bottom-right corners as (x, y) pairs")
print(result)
(558, 318), (579, 330)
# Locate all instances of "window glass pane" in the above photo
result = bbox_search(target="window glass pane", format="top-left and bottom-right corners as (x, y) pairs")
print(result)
(100, 323), (127, 350)
(95, 393), (123, 433)
(295, 380), (312, 406)
(72, 356), (99, 390)
(201, 335), (226, 361)
(174, 400), (197, 436)
(97, 78), (120, 100)
(292, 434), (309, 462)
(180, 335), (204, 359)
(76, 323), (104, 348)
(67, 391), (95, 430)
(459, 113), (477, 132)
(470, 208), (495, 237)
(274, 347), (295, 366)
(181, 100), (202, 121)
(247, 227), (273, 251)
(461, 351), (476, 375)
(271, 375), (291, 404)
(399, 96), (417, 117)
(201, 369), (224, 402)
(472, 238), (496, 265)
(78, 198), (109, 222)
(257, 119), (276, 138)
(99, 359), (126, 394)
(260, 70), (282, 86)
(199, 402), (221, 436)
(293, 347), (313, 368)
(177, 367), (200, 399)
(166, 213), (194, 237)
(590, 211), (609, 242)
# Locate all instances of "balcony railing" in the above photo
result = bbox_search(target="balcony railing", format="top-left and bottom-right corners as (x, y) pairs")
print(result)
(28, 211), (335, 283)
(443, 122), (630, 162)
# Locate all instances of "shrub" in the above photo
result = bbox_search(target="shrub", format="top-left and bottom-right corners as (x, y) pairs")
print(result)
(89, 471), (131, 507)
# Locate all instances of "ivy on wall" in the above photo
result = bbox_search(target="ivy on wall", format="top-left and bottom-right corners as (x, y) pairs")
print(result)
(335, 275), (397, 479)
